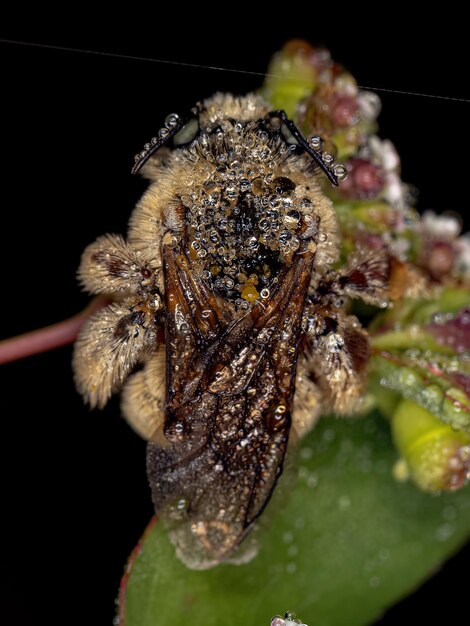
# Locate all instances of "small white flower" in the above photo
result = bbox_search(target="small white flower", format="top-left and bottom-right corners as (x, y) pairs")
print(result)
(334, 74), (358, 96)
(380, 139), (400, 172)
(388, 236), (411, 259)
(420, 211), (461, 238)
(357, 91), (381, 121)
(384, 171), (406, 208)
(455, 232), (470, 277)
(368, 136), (400, 172)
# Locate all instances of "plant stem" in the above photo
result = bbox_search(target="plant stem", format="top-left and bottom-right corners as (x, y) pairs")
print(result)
(0, 296), (108, 365)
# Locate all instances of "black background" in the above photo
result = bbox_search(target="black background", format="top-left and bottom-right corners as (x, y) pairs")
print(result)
(1, 17), (469, 626)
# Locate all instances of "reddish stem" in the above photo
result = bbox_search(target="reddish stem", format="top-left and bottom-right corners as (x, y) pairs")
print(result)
(118, 516), (158, 626)
(0, 297), (108, 365)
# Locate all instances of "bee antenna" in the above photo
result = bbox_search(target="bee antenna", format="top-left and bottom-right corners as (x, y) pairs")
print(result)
(131, 113), (185, 174)
(269, 111), (345, 187)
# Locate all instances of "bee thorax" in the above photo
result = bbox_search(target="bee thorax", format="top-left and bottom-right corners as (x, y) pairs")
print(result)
(177, 126), (320, 306)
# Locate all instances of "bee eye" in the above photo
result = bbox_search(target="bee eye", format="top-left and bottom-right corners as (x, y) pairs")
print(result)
(280, 122), (299, 146)
(173, 118), (200, 146)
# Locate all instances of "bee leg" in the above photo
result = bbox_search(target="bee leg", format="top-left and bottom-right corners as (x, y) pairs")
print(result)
(315, 248), (391, 308)
(121, 346), (166, 440)
(73, 302), (158, 409)
(292, 359), (323, 438)
(336, 248), (390, 307)
(78, 233), (159, 296)
(299, 309), (370, 420)
(294, 249), (389, 432)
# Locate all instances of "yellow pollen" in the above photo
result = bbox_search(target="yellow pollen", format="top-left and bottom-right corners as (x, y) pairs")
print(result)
(241, 284), (259, 302)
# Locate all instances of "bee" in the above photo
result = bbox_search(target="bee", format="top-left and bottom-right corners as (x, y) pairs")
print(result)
(73, 93), (390, 569)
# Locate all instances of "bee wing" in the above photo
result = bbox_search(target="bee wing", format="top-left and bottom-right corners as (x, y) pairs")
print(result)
(146, 242), (315, 569)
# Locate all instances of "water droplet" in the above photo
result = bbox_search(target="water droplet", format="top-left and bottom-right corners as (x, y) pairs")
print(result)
(435, 523), (455, 542)
(309, 135), (324, 151)
(289, 237), (300, 251)
(333, 164), (348, 181)
(338, 495), (351, 510)
(369, 576), (381, 588)
(378, 548), (390, 561)
(300, 447), (313, 460)
(165, 113), (179, 128)
(318, 232), (328, 242)
(442, 505), (457, 522)
(363, 559), (376, 573)
(323, 429), (335, 442)
(286, 562), (297, 574)
(325, 333), (345, 352)
(283, 531), (294, 544)
(288, 544), (298, 557)
(307, 473), (319, 488)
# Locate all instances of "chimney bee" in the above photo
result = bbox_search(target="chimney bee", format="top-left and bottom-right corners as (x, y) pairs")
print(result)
(73, 93), (390, 569)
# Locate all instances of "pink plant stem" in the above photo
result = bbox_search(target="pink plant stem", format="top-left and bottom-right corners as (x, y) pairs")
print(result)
(0, 297), (108, 365)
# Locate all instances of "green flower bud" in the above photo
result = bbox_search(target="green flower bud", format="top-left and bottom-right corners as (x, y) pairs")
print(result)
(392, 399), (470, 493)
(261, 40), (317, 117)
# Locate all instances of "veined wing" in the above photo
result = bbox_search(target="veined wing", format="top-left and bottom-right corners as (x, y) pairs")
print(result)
(146, 239), (315, 569)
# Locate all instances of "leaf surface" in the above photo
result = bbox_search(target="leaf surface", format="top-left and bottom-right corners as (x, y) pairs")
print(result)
(121, 414), (470, 626)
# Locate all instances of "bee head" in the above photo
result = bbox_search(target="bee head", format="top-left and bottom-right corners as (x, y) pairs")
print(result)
(131, 94), (346, 186)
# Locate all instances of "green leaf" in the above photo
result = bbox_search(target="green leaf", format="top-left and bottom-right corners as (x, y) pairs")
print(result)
(369, 288), (470, 433)
(120, 414), (470, 626)
(370, 351), (470, 433)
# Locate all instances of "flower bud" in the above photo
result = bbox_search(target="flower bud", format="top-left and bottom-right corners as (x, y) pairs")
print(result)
(261, 41), (317, 117)
(392, 399), (470, 492)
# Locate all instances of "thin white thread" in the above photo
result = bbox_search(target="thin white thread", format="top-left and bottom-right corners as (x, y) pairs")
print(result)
(1, 38), (470, 104)
(357, 84), (470, 103)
